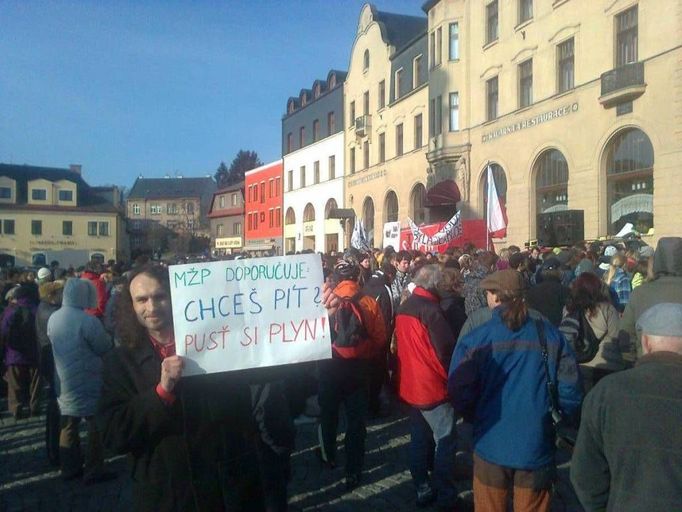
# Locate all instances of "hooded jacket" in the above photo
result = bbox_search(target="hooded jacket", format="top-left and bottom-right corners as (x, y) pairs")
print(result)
(48, 278), (113, 417)
(620, 237), (682, 358)
(81, 270), (108, 318)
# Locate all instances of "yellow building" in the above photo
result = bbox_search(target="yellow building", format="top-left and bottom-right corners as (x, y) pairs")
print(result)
(0, 164), (128, 267)
(423, 0), (682, 246)
(344, 4), (431, 247)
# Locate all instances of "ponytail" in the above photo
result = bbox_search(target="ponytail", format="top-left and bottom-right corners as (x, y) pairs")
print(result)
(496, 290), (528, 331)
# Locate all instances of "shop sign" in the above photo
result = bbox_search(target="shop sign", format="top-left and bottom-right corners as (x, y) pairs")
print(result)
(348, 169), (387, 188)
(482, 102), (579, 143)
(303, 223), (315, 234)
(215, 237), (242, 249)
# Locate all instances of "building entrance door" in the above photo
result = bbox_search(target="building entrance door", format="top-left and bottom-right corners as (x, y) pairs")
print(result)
(303, 236), (315, 251)
(325, 234), (337, 253)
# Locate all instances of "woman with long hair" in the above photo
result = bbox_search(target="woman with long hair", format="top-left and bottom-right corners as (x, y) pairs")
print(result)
(561, 272), (627, 391)
(449, 270), (582, 512)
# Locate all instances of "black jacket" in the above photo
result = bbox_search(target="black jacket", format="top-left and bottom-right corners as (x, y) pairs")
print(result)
(363, 271), (395, 344)
(439, 292), (467, 341)
(571, 352), (682, 511)
(97, 342), (264, 512)
(525, 279), (570, 327)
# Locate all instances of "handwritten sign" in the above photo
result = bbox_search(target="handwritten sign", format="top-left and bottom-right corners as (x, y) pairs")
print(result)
(169, 253), (331, 376)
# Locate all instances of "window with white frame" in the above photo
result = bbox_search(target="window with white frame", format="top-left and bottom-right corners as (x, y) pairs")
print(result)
(449, 92), (459, 131)
(133, 203), (140, 215)
(486, 1), (499, 44)
(99, 222), (109, 236)
(413, 55), (423, 88)
(557, 38), (574, 93)
(449, 23), (459, 60)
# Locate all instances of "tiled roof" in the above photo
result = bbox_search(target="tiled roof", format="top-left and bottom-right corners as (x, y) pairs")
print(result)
(128, 176), (217, 216)
(375, 9), (427, 53)
(0, 163), (118, 212)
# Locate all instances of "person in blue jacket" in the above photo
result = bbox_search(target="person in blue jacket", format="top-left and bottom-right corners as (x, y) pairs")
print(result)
(448, 269), (582, 512)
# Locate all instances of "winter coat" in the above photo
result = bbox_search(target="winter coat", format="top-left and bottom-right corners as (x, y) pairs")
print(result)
(439, 292), (467, 341)
(449, 307), (582, 470)
(571, 352), (682, 512)
(362, 270), (395, 344)
(330, 280), (386, 360)
(620, 237), (682, 358)
(81, 270), (108, 318)
(463, 266), (490, 316)
(0, 297), (38, 366)
(98, 341), (265, 512)
(35, 300), (59, 379)
(525, 279), (570, 327)
(395, 287), (455, 409)
(48, 278), (113, 417)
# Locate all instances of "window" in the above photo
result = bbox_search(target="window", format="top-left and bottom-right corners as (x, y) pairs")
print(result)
(217, 224), (224, 236)
(275, 177), (281, 196)
(429, 98), (436, 137)
(519, 0), (533, 24)
(449, 23), (459, 60)
(88, 221), (97, 236)
(303, 203), (315, 222)
(233, 222), (241, 235)
(2, 219), (15, 235)
(269, 209), (274, 228)
(349, 101), (355, 127)
(384, 191), (399, 223)
(396, 123), (404, 157)
(186, 202), (194, 215)
(486, 1), (499, 44)
(327, 111), (335, 135)
(275, 207), (281, 227)
(363, 49), (370, 71)
(150, 204), (161, 215)
(132, 220), (141, 230)
(449, 92), (459, 131)
(436, 27), (443, 66)
(285, 208), (295, 225)
(269, 179), (274, 198)
(287, 132), (293, 153)
(379, 132), (386, 163)
(395, 68), (403, 99)
(0, 187), (11, 199)
(329, 155), (336, 179)
(487, 76), (499, 121)
(435, 95), (443, 135)
(63, 221), (73, 236)
(300, 166), (306, 188)
(606, 128), (654, 235)
(363, 91), (369, 116)
(260, 182), (265, 203)
(313, 119), (320, 142)
(413, 55), (423, 88)
(519, 59), (533, 108)
(363, 140), (370, 169)
(535, 149), (569, 215)
(58, 190), (73, 201)
(430, 31), (436, 68)
(410, 184), (427, 224)
(219, 196), (225, 208)
(557, 38), (574, 93)
(133, 204), (140, 215)
(483, 164), (508, 226)
(362, 198), (375, 246)
(231, 193), (238, 206)
(314, 161), (320, 184)
(378, 81), (386, 109)
(414, 114), (423, 148)
(247, 214), (252, 231)
(616, 6), (638, 66)
(31, 189), (47, 201)
(288, 170), (293, 191)
(299, 126), (305, 148)
(350, 147), (356, 174)
(167, 203), (178, 215)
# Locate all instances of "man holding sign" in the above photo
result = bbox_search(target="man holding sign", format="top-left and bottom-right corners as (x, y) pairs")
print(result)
(97, 264), (265, 512)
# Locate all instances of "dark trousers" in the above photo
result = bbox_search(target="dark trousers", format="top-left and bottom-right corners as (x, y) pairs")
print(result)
(257, 440), (291, 512)
(368, 351), (389, 415)
(5, 365), (41, 417)
(45, 382), (60, 466)
(408, 403), (458, 508)
(317, 358), (369, 476)
(59, 415), (104, 479)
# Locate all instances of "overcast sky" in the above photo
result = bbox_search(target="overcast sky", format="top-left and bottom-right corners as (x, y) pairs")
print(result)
(0, 0), (424, 187)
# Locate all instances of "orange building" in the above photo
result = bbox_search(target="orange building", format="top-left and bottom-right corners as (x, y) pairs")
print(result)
(244, 160), (283, 255)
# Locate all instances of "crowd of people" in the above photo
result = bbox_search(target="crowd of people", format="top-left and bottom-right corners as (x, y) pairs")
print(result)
(0, 236), (680, 511)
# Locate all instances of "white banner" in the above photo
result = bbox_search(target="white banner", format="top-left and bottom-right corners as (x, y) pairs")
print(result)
(407, 211), (462, 247)
(382, 221), (401, 250)
(351, 218), (371, 252)
(169, 254), (331, 376)
(487, 165), (506, 233)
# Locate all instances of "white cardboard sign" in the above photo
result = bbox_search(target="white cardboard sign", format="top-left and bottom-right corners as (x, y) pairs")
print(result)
(169, 254), (332, 376)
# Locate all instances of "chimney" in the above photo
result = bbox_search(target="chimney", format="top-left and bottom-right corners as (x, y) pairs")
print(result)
(69, 164), (82, 175)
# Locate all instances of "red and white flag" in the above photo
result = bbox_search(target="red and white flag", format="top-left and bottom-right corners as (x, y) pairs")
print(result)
(486, 165), (507, 238)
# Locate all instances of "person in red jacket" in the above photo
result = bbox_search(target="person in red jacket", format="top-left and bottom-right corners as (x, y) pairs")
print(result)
(80, 261), (109, 319)
(395, 264), (458, 510)
(317, 258), (385, 491)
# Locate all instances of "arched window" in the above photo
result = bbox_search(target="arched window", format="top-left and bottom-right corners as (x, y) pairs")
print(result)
(606, 128), (654, 235)
(313, 83), (321, 98)
(285, 207), (296, 225)
(328, 73), (336, 89)
(535, 149), (569, 214)
(287, 99), (296, 114)
(384, 190), (399, 223)
(410, 183), (427, 224)
(324, 198), (338, 218)
(362, 197), (375, 246)
(482, 163), (507, 226)
(363, 50), (370, 71)
(303, 203), (315, 222)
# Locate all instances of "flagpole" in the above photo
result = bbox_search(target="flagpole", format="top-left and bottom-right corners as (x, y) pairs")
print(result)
(486, 161), (490, 252)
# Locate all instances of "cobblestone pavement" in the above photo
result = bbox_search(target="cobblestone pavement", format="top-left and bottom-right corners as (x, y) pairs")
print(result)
(0, 398), (583, 512)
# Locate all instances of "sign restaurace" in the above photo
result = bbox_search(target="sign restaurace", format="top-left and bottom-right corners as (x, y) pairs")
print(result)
(482, 102), (579, 143)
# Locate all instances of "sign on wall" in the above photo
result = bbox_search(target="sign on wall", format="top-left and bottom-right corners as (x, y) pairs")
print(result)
(169, 253), (331, 376)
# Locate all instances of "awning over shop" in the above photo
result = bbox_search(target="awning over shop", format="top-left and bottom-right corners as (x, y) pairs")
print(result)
(426, 179), (461, 206)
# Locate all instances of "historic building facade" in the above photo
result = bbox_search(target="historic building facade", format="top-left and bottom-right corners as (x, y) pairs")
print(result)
(282, 70), (347, 254)
(244, 160), (283, 255)
(0, 163), (128, 267)
(126, 176), (215, 256)
(207, 182), (244, 256)
(423, 0), (682, 245)
(344, 4), (430, 248)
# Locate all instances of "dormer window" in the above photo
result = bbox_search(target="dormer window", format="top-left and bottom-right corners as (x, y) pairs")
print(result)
(58, 190), (73, 201)
(288, 100), (296, 114)
(329, 74), (336, 88)
(32, 189), (47, 201)
(314, 83), (321, 98)
(0, 187), (11, 199)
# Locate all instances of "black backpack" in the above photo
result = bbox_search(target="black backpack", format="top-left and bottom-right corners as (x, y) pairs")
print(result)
(560, 309), (607, 363)
(6, 305), (36, 353)
(330, 293), (368, 349)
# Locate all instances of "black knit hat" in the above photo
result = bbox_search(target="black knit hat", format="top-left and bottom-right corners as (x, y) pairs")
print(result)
(334, 259), (360, 281)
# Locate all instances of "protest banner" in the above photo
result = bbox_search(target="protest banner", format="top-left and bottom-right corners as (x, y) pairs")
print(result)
(169, 253), (331, 376)
(382, 221), (401, 250)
